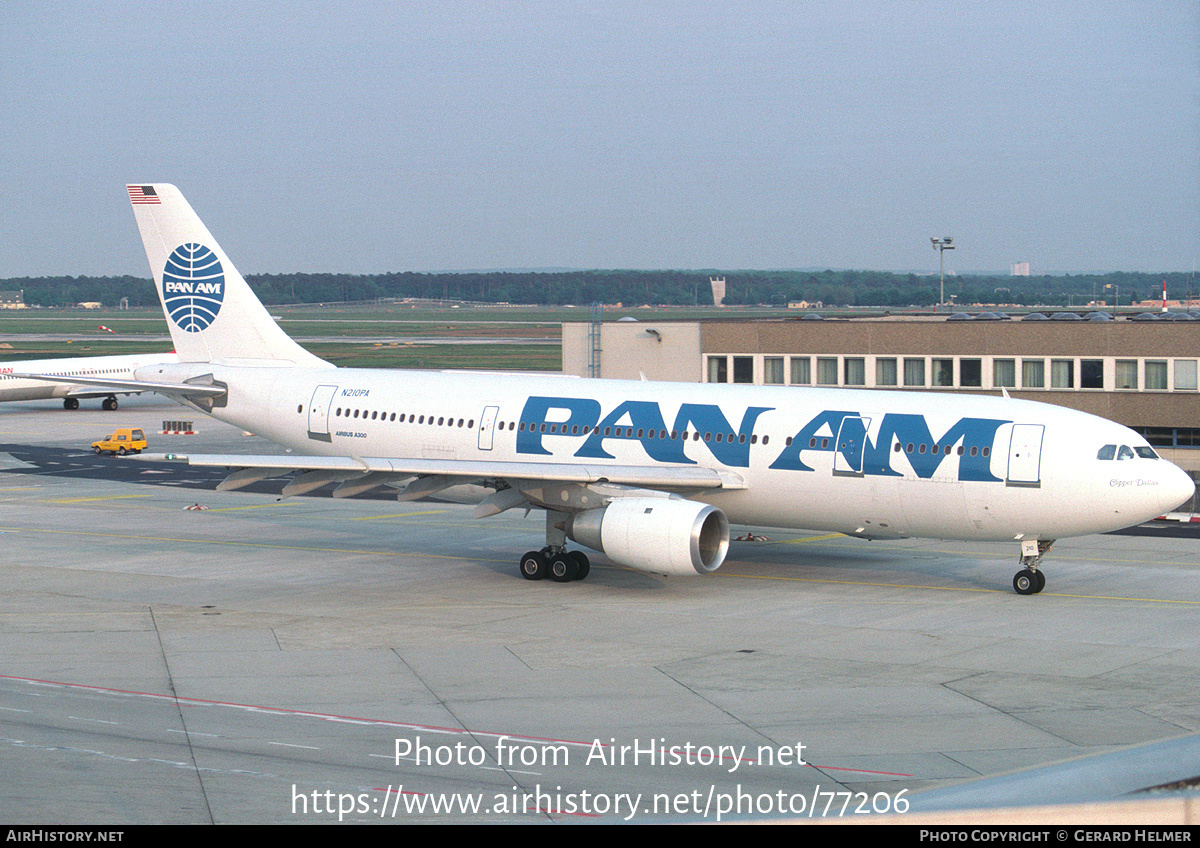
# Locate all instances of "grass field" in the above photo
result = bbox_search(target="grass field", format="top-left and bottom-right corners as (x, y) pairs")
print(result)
(0, 304), (570, 370)
(0, 301), (793, 370)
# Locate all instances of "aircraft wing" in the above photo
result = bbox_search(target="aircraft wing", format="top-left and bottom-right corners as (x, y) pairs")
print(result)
(142, 452), (747, 491)
(63, 386), (151, 399)
(7, 373), (227, 400)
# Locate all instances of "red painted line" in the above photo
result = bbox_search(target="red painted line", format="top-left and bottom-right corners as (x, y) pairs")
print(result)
(0, 673), (912, 777)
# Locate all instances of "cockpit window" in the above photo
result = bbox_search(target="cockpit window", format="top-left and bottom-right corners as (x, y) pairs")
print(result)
(1098, 444), (1159, 460)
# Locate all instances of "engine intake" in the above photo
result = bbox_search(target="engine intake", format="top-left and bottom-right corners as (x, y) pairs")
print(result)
(566, 498), (729, 576)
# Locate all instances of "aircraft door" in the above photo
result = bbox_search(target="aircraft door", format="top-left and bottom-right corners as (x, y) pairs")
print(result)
(833, 416), (871, 476)
(478, 405), (499, 451)
(1007, 423), (1044, 487)
(307, 384), (338, 443)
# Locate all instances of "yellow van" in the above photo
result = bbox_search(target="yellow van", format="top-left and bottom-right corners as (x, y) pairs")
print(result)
(91, 427), (147, 455)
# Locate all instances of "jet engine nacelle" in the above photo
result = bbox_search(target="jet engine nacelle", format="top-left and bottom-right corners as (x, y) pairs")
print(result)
(566, 498), (729, 576)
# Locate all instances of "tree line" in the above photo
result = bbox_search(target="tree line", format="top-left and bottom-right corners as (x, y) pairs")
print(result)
(2, 269), (1194, 309)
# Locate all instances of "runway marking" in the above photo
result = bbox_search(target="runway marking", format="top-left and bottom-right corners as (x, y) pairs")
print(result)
(0, 734), (279, 779)
(47, 494), (153, 504)
(200, 502), (301, 512)
(0, 525), (501, 561)
(712, 568), (1200, 603)
(0, 672), (909, 777)
(4, 523), (1197, 603)
(351, 510), (449, 521)
(772, 533), (846, 544)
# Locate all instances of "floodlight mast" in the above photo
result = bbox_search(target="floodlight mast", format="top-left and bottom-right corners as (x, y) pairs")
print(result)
(931, 236), (955, 307)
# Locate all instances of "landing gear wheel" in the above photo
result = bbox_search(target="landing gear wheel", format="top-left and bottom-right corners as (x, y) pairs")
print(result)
(1013, 569), (1038, 595)
(568, 550), (590, 581)
(549, 554), (578, 583)
(1014, 539), (1054, 594)
(520, 550), (547, 581)
(63, 398), (79, 410)
(102, 396), (118, 411)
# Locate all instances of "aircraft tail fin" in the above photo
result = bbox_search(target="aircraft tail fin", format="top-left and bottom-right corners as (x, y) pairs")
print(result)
(127, 184), (329, 367)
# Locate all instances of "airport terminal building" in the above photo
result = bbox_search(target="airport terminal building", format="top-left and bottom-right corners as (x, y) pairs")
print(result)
(563, 314), (1200, 476)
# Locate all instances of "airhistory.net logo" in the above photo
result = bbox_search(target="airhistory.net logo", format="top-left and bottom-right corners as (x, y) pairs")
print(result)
(162, 243), (225, 332)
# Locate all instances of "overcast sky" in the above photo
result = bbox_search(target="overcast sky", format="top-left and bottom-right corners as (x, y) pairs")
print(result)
(2, 1), (1197, 278)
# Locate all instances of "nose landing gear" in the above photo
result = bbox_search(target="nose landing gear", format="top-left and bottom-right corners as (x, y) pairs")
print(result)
(1013, 539), (1053, 595)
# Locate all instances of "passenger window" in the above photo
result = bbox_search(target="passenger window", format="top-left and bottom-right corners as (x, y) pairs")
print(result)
(1097, 444), (1116, 460)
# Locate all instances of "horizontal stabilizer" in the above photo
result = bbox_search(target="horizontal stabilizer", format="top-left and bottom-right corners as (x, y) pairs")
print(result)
(8, 372), (227, 401)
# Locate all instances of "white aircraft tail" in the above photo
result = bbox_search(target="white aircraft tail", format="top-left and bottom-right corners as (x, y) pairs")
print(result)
(127, 184), (329, 367)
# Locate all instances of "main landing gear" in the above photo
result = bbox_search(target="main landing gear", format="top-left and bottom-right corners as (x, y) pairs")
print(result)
(1013, 539), (1054, 595)
(64, 396), (118, 410)
(520, 548), (591, 582)
(519, 509), (591, 582)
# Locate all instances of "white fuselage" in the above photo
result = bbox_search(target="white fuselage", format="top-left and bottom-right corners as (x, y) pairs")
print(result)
(0, 353), (178, 403)
(136, 360), (1195, 542)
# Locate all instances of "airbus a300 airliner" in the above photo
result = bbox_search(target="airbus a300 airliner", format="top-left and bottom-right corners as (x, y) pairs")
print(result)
(21, 184), (1194, 593)
(0, 352), (177, 409)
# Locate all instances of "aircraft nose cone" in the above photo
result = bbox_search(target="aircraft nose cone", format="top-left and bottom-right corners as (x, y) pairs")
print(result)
(1163, 464), (1196, 515)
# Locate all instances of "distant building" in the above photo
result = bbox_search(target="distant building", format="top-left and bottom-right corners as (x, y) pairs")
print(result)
(0, 290), (26, 309)
(563, 316), (1200, 474)
(1011, 262), (1030, 276)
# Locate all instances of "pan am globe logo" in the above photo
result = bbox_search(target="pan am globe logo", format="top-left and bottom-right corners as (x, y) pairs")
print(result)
(162, 243), (225, 332)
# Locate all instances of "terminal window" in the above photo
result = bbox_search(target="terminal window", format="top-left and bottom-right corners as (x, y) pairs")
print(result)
(764, 357), (784, 384)
(1023, 359), (1045, 388)
(1175, 360), (1197, 391)
(960, 358), (982, 387)
(1116, 360), (1138, 389)
(993, 359), (1016, 388)
(844, 358), (866, 386)
(904, 358), (925, 387)
(1051, 359), (1074, 389)
(1146, 361), (1168, 390)
(790, 357), (811, 385)
(876, 357), (898, 386)
(933, 358), (954, 387)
